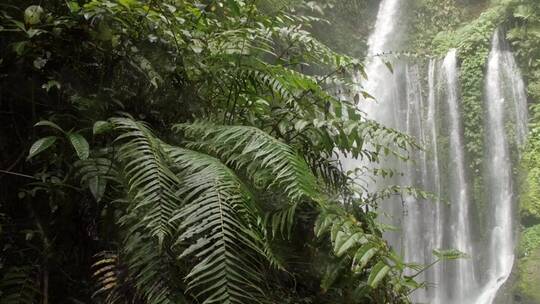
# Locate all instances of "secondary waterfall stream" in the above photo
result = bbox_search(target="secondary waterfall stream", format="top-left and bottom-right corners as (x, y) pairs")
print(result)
(346, 0), (529, 303)
(475, 30), (528, 304)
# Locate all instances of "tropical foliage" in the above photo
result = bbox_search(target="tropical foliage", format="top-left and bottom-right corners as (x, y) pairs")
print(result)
(0, 0), (429, 303)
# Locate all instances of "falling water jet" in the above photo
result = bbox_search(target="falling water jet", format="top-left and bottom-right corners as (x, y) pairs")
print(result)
(426, 59), (444, 304)
(441, 49), (477, 303)
(340, 0), (406, 250)
(475, 29), (528, 304)
(343, 1), (529, 303)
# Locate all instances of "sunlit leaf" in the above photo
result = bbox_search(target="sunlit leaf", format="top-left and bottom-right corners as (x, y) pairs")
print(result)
(27, 136), (57, 160)
(68, 133), (90, 160)
(367, 261), (390, 288)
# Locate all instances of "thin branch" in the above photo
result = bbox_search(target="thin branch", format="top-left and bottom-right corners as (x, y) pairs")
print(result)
(0, 169), (37, 180)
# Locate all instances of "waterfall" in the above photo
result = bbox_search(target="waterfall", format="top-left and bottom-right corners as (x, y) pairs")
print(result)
(341, 0), (405, 249)
(340, 0), (401, 174)
(345, 0), (528, 303)
(425, 59), (446, 304)
(441, 50), (477, 302)
(475, 29), (528, 304)
(357, 0), (404, 125)
(402, 64), (430, 303)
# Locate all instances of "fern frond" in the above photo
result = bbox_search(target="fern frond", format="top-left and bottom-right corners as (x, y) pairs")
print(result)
(241, 67), (296, 104)
(174, 122), (321, 203)
(92, 234), (183, 303)
(314, 207), (413, 291)
(111, 117), (181, 245)
(122, 232), (183, 304)
(166, 146), (267, 304)
(267, 201), (298, 239)
(75, 157), (117, 203)
(92, 251), (123, 304)
(0, 267), (39, 304)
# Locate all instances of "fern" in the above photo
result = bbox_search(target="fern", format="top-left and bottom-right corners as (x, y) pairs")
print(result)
(111, 117), (181, 245)
(0, 267), (39, 304)
(314, 207), (398, 290)
(166, 146), (267, 304)
(75, 157), (117, 203)
(122, 232), (183, 304)
(175, 122), (321, 203)
(92, 251), (123, 304)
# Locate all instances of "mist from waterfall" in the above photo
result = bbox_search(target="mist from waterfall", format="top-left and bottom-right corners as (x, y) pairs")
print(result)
(346, 0), (529, 303)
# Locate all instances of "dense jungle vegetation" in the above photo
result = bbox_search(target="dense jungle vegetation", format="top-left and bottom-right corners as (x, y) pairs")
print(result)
(1, 0), (540, 303)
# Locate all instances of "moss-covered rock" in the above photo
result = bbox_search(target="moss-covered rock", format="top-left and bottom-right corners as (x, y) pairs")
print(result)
(515, 225), (540, 303)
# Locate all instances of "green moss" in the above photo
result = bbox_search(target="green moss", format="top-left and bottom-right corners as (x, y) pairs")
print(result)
(520, 225), (540, 256)
(520, 166), (540, 223)
(516, 225), (540, 303)
(405, 0), (463, 56)
(453, 4), (508, 169)
(520, 112), (540, 224)
(431, 3), (509, 228)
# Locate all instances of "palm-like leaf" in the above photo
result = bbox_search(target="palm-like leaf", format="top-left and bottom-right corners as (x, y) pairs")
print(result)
(166, 146), (267, 304)
(0, 267), (39, 304)
(174, 122), (321, 203)
(111, 117), (181, 245)
(314, 207), (394, 290)
(122, 232), (183, 304)
(75, 157), (117, 203)
(92, 251), (122, 303)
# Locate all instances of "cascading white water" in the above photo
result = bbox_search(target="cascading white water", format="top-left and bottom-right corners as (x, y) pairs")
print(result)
(475, 29), (528, 304)
(402, 64), (430, 303)
(340, 0), (403, 174)
(340, 0), (405, 249)
(345, 1), (528, 303)
(426, 59), (444, 304)
(357, 0), (403, 124)
(441, 49), (478, 302)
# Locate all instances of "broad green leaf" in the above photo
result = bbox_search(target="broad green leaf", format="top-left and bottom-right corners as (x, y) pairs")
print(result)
(24, 5), (43, 25)
(335, 232), (366, 257)
(226, 0), (241, 15)
(164, 145), (266, 303)
(314, 214), (335, 238)
(402, 277), (422, 289)
(35, 120), (64, 132)
(353, 243), (378, 272)
(294, 120), (309, 131)
(111, 118), (182, 245)
(27, 136), (57, 160)
(360, 90), (375, 100)
(93, 121), (112, 135)
(433, 249), (468, 260)
(367, 261), (390, 288)
(330, 221), (341, 243)
(383, 60), (394, 74)
(67, 1), (81, 13)
(320, 264), (343, 292)
(118, 0), (136, 8)
(42, 80), (61, 92)
(333, 230), (349, 253)
(88, 176), (106, 203)
(68, 133), (90, 160)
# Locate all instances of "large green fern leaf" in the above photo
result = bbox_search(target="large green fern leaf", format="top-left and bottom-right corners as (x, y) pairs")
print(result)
(174, 122), (321, 203)
(111, 117), (181, 245)
(166, 146), (267, 304)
